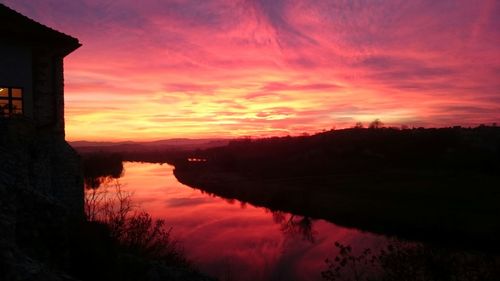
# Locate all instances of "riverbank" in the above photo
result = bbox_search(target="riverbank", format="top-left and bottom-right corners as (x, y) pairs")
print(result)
(172, 127), (500, 253)
(174, 164), (500, 253)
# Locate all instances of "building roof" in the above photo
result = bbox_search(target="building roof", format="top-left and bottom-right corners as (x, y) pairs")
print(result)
(0, 3), (81, 56)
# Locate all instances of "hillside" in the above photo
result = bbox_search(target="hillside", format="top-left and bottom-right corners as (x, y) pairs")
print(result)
(173, 126), (500, 251)
(71, 138), (229, 154)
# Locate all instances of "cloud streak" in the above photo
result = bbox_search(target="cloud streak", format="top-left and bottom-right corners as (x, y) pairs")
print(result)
(2, 0), (499, 140)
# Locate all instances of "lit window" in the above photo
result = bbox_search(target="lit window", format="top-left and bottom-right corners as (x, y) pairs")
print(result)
(0, 87), (23, 117)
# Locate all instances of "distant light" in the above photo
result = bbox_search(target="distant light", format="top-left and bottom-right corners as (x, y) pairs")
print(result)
(187, 158), (207, 162)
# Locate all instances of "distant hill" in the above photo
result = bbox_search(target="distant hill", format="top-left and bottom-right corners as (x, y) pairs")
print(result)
(70, 138), (230, 154)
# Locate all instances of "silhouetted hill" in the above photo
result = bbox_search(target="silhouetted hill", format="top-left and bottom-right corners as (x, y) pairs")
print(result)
(173, 126), (500, 251)
(178, 126), (500, 177)
(71, 138), (229, 154)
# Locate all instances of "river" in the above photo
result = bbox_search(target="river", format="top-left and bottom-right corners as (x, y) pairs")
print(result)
(107, 161), (388, 281)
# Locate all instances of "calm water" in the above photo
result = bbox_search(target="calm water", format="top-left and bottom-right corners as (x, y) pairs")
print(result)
(114, 162), (387, 281)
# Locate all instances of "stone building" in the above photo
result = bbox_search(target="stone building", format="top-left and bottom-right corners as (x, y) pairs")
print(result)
(0, 3), (83, 216)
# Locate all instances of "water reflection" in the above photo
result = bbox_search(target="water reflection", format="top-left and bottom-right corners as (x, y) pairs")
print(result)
(105, 162), (386, 281)
(271, 211), (317, 243)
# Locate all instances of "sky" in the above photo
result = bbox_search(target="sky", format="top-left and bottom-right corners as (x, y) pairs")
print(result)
(2, 0), (500, 141)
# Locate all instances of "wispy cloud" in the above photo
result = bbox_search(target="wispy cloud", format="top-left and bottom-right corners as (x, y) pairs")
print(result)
(2, 0), (499, 140)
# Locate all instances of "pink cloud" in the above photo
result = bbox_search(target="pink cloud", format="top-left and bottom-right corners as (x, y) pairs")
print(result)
(2, 0), (499, 140)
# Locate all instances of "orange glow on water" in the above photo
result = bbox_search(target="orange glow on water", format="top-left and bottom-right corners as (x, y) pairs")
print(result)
(114, 162), (386, 280)
(3, 1), (499, 141)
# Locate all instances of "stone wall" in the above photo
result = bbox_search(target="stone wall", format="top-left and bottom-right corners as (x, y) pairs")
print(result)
(31, 49), (67, 138)
(0, 119), (83, 216)
(0, 120), (83, 280)
(32, 50), (56, 131)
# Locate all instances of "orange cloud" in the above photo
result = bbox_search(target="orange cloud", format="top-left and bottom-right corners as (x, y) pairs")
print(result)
(3, 0), (499, 141)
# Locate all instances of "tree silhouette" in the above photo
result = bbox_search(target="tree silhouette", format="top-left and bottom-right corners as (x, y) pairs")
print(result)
(368, 119), (383, 129)
(272, 211), (316, 242)
(354, 122), (364, 128)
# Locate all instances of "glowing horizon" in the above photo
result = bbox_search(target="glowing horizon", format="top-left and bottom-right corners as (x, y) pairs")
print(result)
(3, 0), (499, 141)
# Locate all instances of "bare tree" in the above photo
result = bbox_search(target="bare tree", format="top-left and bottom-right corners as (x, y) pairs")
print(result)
(369, 119), (384, 129)
(84, 186), (107, 221)
(83, 179), (187, 264)
(84, 179), (133, 222)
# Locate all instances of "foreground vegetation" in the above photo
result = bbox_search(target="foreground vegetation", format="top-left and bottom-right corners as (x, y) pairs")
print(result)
(79, 154), (214, 281)
(322, 240), (500, 281)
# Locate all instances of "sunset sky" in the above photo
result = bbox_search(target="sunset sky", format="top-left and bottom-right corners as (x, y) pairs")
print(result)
(3, 0), (500, 141)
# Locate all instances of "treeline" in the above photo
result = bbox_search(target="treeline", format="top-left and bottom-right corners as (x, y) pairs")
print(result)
(174, 126), (500, 251)
(77, 148), (190, 165)
(179, 126), (500, 178)
(121, 149), (189, 164)
(81, 153), (124, 188)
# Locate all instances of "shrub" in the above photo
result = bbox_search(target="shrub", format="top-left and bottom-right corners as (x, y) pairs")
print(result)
(322, 240), (500, 281)
(83, 179), (189, 267)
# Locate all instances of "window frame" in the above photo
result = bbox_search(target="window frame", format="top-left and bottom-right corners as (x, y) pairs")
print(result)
(0, 86), (24, 117)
